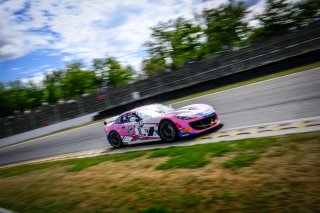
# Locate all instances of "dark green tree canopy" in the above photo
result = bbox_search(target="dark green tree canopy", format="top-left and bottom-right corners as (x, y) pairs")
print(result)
(293, 0), (320, 26)
(145, 17), (204, 72)
(204, 0), (248, 53)
(251, 0), (295, 40)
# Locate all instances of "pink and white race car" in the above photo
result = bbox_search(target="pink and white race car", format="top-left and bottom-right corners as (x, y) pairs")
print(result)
(104, 103), (221, 148)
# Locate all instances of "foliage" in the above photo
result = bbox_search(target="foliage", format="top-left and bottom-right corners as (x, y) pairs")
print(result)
(250, 0), (296, 40)
(293, 0), (320, 26)
(61, 63), (98, 98)
(203, 0), (248, 53)
(92, 57), (133, 86)
(43, 70), (64, 103)
(144, 17), (204, 74)
(142, 56), (166, 76)
(0, 80), (44, 117)
(105, 57), (133, 86)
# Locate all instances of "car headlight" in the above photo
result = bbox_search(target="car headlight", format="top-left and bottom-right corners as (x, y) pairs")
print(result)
(175, 114), (197, 120)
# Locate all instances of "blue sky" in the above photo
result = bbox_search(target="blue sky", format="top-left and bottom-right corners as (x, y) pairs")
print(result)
(0, 0), (265, 84)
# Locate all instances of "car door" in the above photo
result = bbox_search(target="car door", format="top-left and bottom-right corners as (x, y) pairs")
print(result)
(133, 117), (160, 140)
(119, 113), (140, 143)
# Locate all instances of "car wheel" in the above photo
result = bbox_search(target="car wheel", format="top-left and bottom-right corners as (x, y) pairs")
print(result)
(109, 131), (123, 148)
(159, 120), (178, 142)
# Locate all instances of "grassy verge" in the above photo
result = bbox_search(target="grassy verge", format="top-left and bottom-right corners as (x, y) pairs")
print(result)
(0, 132), (319, 213)
(164, 61), (320, 104)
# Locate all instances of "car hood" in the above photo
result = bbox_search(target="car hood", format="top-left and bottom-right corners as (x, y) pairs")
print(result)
(171, 104), (214, 116)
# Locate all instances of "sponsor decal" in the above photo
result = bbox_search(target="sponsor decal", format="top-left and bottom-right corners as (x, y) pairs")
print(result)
(135, 124), (159, 137)
(126, 126), (134, 133)
(122, 136), (133, 143)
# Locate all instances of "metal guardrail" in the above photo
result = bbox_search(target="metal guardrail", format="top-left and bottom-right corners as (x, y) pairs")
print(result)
(1, 25), (320, 139)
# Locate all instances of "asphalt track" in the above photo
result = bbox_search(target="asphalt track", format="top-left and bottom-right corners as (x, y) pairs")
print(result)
(0, 68), (320, 166)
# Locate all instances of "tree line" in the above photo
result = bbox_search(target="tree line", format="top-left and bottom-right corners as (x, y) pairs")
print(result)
(1, 0), (319, 117)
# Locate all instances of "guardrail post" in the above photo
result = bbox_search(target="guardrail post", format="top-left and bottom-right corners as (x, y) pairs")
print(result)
(4, 121), (13, 137)
(52, 105), (61, 122)
(156, 77), (164, 93)
(104, 91), (110, 108)
(29, 113), (37, 129)
(78, 98), (85, 115)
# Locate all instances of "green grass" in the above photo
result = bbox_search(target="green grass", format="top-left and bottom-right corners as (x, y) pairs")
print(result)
(222, 153), (260, 168)
(0, 134), (291, 176)
(150, 143), (231, 169)
(0, 151), (147, 177)
(164, 61), (320, 104)
(0, 132), (319, 213)
(0, 132), (318, 176)
(139, 207), (174, 213)
(0, 162), (58, 177)
(65, 151), (146, 172)
(150, 137), (279, 170)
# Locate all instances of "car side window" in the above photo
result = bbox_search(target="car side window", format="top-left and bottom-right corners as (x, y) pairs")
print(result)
(121, 114), (130, 123)
(130, 113), (141, 122)
(115, 117), (121, 124)
(121, 113), (140, 123)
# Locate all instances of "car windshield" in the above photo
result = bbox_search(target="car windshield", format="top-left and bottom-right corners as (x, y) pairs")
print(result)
(136, 104), (174, 119)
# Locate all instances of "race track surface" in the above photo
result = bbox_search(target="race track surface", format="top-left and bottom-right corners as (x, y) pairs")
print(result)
(1, 68), (320, 166)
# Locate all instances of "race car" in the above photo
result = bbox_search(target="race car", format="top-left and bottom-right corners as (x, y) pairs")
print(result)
(104, 103), (221, 148)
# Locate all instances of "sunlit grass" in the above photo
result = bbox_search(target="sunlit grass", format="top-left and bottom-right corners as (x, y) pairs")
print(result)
(0, 151), (147, 177)
(0, 132), (319, 212)
(222, 153), (260, 168)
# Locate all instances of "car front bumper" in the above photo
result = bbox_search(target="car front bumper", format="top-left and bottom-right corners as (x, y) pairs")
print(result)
(176, 113), (221, 137)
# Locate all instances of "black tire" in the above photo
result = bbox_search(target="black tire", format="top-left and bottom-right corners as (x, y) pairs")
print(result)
(159, 120), (178, 142)
(109, 131), (123, 148)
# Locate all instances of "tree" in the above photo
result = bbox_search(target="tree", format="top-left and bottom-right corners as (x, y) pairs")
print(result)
(293, 0), (320, 26)
(92, 57), (132, 86)
(0, 83), (9, 117)
(62, 63), (98, 98)
(251, 0), (295, 40)
(104, 57), (132, 86)
(203, 0), (248, 53)
(24, 81), (44, 110)
(43, 70), (64, 103)
(145, 17), (204, 71)
(0, 80), (44, 116)
(142, 56), (166, 76)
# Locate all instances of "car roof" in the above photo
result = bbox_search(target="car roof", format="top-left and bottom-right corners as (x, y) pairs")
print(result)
(119, 104), (164, 116)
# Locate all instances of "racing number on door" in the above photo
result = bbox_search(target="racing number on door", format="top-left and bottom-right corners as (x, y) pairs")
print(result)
(135, 126), (156, 137)
(137, 127), (143, 136)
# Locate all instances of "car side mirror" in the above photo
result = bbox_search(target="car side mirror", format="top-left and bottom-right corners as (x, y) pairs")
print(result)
(104, 121), (107, 125)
